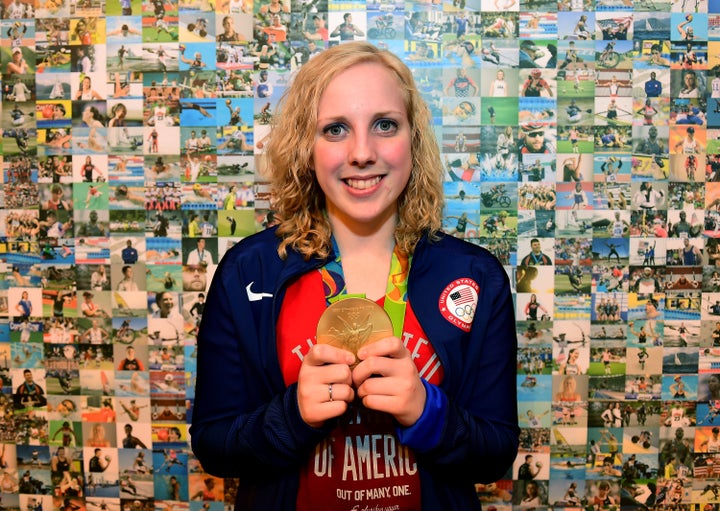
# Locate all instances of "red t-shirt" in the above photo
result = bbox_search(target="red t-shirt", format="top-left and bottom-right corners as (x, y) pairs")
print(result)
(277, 271), (444, 510)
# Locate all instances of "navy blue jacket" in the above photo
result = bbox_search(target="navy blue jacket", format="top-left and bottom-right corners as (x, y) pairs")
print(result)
(191, 227), (519, 510)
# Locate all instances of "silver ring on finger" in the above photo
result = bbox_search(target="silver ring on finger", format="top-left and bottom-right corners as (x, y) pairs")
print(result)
(328, 383), (333, 402)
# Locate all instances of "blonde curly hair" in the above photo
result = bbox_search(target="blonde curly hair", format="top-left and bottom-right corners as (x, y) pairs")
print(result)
(265, 41), (444, 260)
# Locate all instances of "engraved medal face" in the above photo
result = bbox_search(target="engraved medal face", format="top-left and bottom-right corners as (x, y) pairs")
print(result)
(316, 297), (393, 364)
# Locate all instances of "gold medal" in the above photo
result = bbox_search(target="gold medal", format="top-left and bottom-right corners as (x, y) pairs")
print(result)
(316, 297), (393, 364)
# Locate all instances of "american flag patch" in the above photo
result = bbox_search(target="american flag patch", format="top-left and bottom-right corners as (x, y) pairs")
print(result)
(450, 288), (474, 305)
(438, 279), (480, 332)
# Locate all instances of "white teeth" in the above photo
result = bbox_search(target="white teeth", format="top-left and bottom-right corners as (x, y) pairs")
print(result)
(346, 176), (381, 190)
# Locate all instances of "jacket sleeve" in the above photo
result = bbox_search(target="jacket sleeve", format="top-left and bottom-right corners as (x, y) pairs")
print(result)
(190, 251), (331, 480)
(403, 248), (519, 485)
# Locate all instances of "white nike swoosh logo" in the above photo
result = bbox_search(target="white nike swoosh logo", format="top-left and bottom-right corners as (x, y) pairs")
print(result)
(246, 282), (273, 302)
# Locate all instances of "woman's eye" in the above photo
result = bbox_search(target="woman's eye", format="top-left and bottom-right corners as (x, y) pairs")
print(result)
(324, 124), (346, 137)
(375, 119), (397, 133)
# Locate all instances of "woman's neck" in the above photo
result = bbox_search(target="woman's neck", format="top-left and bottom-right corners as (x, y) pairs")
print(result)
(329, 214), (397, 301)
(328, 205), (398, 251)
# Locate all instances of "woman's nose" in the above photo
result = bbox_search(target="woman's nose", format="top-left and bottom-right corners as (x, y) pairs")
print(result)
(348, 133), (376, 167)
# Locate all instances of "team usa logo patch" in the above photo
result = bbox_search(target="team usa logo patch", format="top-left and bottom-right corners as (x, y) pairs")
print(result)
(438, 278), (479, 332)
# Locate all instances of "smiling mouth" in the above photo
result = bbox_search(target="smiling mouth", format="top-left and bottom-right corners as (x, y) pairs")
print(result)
(345, 176), (382, 190)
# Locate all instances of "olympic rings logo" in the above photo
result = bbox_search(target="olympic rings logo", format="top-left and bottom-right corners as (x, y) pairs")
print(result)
(455, 303), (476, 321)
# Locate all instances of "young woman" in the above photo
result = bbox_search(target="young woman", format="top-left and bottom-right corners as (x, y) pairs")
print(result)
(108, 103), (128, 127)
(191, 42), (518, 510)
(488, 69), (508, 97)
(524, 293), (548, 321)
(6, 47), (28, 74)
(81, 156), (100, 182)
(80, 105), (106, 128)
(568, 181), (589, 209)
(75, 75), (103, 101)
(15, 290), (33, 318)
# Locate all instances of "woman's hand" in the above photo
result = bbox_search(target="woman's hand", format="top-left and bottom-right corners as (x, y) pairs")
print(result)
(297, 344), (355, 428)
(352, 337), (427, 427)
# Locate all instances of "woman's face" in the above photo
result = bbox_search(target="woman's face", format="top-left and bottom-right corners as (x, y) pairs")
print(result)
(312, 62), (412, 233)
(52, 105), (65, 119)
(685, 73), (696, 88)
(563, 377), (576, 391)
(82, 77), (91, 89)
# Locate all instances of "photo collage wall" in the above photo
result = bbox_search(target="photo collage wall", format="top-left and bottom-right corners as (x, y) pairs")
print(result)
(1, 0), (720, 508)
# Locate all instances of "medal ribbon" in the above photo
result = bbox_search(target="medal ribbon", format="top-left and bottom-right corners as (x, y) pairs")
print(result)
(320, 237), (409, 338)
